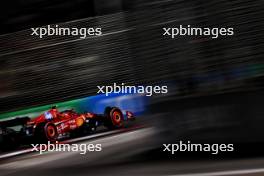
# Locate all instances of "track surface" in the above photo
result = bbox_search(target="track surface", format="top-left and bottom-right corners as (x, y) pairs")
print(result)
(0, 127), (264, 176)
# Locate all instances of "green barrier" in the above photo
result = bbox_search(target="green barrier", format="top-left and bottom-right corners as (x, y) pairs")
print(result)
(0, 98), (84, 121)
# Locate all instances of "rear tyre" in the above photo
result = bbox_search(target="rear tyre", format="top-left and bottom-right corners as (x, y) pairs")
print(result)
(44, 123), (58, 141)
(34, 122), (58, 143)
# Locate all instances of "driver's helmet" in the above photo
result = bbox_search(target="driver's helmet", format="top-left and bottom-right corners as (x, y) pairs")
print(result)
(44, 111), (54, 120)
(44, 105), (59, 120)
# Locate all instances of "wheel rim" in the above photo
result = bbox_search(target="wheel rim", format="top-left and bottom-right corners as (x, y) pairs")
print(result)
(112, 111), (122, 126)
(46, 125), (56, 138)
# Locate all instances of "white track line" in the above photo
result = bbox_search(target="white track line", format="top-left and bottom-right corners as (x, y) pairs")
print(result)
(169, 168), (264, 176)
(65, 128), (129, 143)
(0, 149), (33, 159)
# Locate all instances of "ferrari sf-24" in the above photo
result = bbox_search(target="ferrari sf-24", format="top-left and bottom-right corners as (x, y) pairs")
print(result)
(0, 106), (135, 147)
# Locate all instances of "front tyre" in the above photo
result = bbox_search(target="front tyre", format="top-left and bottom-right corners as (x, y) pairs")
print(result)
(105, 107), (124, 129)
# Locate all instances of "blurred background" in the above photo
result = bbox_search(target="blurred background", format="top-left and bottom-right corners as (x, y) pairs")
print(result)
(1, 0), (264, 175)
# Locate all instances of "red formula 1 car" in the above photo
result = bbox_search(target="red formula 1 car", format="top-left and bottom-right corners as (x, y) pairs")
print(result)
(23, 106), (135, 142)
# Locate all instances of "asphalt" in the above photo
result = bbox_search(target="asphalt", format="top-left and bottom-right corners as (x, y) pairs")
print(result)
(1, 127), (264, 176)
